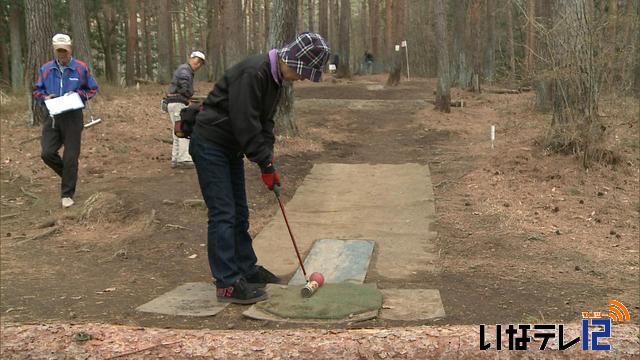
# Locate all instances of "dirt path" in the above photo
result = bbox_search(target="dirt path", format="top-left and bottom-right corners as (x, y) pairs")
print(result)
(1, 77), (638, 332)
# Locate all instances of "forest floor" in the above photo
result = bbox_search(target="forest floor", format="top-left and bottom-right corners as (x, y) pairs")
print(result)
(0, 75), (638, 356)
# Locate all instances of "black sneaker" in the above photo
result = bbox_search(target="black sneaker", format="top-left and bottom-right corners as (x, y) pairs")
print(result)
(244, 266), (282, 286)
(216, 278), (268, 304)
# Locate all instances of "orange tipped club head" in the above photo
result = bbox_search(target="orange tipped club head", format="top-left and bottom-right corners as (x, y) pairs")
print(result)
(309, 272), (324, 286)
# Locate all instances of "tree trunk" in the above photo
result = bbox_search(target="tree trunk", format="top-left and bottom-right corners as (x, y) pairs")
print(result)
(24, 0), (54, 127)
(360, 0), (368, 70)
(264, 0), (270, 51)
(318, 0), (328, 38)
(452, 0), (468, 88)
(336, 0), (351, 78)
(607, 0), (618, 40)
(384, 0), (393, 63)
(186, 0), (194, 53)
(269, 0), (298, 136)
(206, 0), (221, 80)
(385, 0), (405, 85)
(206, 0), (214, 78)
(548, 0), (602, 167)
(199, 0), (207, 51)
(602, 0), (618, 87)
(329, 0), (339, 56)
(506, 0), (516, 80)
(620, 0), (637, 91)
(0, 4), (7, 85)
(469, 0), (482, 92)
(69, 0), (93, 72)
(243, 0), (249, 54)
(369, 0), (379, 60)
(394, 0), (405, 75)
(434, 0), (450, 113)
(224, 0), (245, 67)
(9, 3), (24, 92)
(534, 0), (553, 112)
(394, 0), (405, 44)
(175, 8), (186, 64)
(525, 0), (535, 79)
(126, 0), (137, 86)
(98, 0), (119, 85)
(297, 0), (305, 32)
(141, 0), (153, 80)
(308, 0), (315, 32)
(0, 43), (9, 88)
(484, 0), (496, 82)
(249, 0), (259, 53)
(157, 0), (172, 84)
(405, 0), (433, 77)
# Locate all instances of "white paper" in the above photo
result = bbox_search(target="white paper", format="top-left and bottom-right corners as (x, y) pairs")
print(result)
(401, 40), (407, 47)
(395, 45), (400, 51)
(44, 92), (84, 116)
(329, 64), (336, 71)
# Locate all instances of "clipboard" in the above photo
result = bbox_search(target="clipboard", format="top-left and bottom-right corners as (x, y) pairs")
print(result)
(44, 92), (85, 116)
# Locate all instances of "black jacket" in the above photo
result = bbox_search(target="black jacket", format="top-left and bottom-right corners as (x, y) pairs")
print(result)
(194, 54), (282, 168)
(167, 63), (195, 104)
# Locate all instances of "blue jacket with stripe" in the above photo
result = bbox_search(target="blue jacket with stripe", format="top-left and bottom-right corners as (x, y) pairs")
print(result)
(33, 58), (99, 106)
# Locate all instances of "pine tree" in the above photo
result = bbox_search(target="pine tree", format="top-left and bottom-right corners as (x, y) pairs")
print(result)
(269, 0), (298, 136)
(24, 0), (54, 127)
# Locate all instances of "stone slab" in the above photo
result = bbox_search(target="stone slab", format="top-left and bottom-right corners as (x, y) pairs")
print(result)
(379, 289), (445, 321)
(288, 239), (375, 285)
(136, 282), (228, 317)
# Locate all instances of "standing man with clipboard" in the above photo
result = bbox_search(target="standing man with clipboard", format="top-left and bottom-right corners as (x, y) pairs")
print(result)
(33, 34), (99, 208)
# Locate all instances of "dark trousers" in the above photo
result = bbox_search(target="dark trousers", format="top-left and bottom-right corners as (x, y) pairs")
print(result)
(40, 109), (83, 198)
(189, 133), (258, 287)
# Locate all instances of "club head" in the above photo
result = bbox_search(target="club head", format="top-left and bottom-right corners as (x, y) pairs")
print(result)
(84, 117), (102, 128)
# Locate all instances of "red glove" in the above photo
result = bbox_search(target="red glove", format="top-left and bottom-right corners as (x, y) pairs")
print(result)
(261, 163), (281, 190)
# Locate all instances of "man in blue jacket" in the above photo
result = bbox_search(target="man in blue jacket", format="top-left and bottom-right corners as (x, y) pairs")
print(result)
(33, 33), (99, 208)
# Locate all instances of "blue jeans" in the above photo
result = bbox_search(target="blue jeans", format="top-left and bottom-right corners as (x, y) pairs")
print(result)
(189, 133), (258, 287)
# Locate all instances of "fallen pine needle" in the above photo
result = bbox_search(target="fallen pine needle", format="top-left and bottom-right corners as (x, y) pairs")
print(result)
(105, 340), (181, 359)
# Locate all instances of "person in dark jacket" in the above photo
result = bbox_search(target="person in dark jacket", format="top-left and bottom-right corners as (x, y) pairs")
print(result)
(33, 33), (99, 208)
(190, 32), (331, 304)
(166, 51), (205, 168)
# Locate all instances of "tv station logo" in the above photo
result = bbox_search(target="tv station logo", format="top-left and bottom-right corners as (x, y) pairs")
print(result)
(480, 299), (631, 351)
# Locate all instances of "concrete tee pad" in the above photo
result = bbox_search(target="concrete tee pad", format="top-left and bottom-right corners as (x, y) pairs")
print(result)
(253, 163), (437, 280)
(288, 239), (374, 285)
(379, 289), (446, 321)
(136, 282), (229, 317)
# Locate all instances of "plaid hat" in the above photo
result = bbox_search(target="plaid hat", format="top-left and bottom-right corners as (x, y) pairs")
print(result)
(278, 32), (331, 82)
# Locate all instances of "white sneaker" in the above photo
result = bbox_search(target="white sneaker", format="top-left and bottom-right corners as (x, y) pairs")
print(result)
(62, 197), (75, 208)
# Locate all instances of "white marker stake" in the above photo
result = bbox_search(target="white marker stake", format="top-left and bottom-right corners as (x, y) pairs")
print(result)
(401, 40), (410, 81)
(491, 125), (496, 149)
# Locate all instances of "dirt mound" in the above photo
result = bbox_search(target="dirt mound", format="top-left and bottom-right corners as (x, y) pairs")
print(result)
(78, 192), (138, 225)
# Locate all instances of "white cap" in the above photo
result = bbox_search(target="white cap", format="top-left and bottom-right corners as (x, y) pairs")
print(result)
(190, 51), (206, 63)
(52, 33), (72, 50)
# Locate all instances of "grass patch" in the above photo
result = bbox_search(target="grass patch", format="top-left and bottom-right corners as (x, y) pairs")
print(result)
(567, 187), (581, 196)
(623, 138), (640, 150)
(526, 233), (546, 241)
